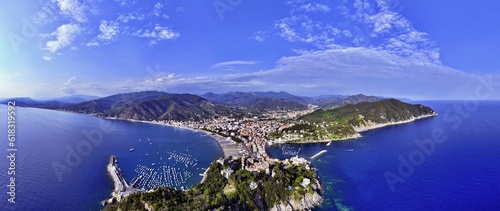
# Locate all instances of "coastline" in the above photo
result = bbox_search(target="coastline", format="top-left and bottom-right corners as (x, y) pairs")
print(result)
(103, 117), (243, 159)
(353, 113), (437, 132)
(279, 113), (437, 144)
(280, 133), (362, 144)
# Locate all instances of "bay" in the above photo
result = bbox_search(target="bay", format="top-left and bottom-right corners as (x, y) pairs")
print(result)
(268, 101), (500, 210)
(0, 106), (223, 210)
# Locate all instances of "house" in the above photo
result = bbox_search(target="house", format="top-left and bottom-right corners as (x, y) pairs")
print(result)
(301, 178), (311, 188)
(249, 181), (258, 190)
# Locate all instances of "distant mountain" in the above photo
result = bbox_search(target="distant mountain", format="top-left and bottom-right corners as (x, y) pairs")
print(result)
(201, 92), (387, 110)
(0, 97), (69, 109)
(49, 94), (100, 104)
(314, 94), (383, 109)
(313, 94), (347, 99)
(201, 91), (310, 110)
(62, 91), (244, 121)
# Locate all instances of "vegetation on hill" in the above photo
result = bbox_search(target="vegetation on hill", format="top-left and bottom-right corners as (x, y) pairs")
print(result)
(62, 91), (245, 121)
(271, 99), (436, 142)
(104, 158), (320, 211)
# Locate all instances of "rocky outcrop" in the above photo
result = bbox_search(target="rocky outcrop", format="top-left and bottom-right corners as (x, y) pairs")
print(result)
(271, 179), (323, 211)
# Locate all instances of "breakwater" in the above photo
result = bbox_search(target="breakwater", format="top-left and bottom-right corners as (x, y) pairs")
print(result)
(105, 156), (141, 204)
(310, 150), (327, 160)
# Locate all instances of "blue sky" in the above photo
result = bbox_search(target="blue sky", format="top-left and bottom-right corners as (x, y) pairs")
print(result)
(1, 0), (499, 100)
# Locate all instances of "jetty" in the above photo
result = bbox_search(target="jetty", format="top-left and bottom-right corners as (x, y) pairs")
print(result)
(105, 156), (141, 205)
(199, 167), (210, 184)
(310, 150), (327, 160)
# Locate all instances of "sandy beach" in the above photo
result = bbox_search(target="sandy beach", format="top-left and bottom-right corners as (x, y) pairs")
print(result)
(105, 117), (243, 159)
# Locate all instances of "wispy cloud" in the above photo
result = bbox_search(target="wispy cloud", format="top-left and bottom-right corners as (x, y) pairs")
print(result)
(115, 0), (136, 7)
(295, 3), (331, 13)
(212, 60), (259, 70)
(60, 75), (77, 94)
(64, 76), (76, 86)
(53, 0), (90, 23)
(44, 23), (82, 54)
(87, 20), (120, 46)
(274, 15), (341, 45)
(133, 24), (180, 46)
(175, 7), (185, 12)
(116, 12), (146, 23)
(251, 31), (267, 42)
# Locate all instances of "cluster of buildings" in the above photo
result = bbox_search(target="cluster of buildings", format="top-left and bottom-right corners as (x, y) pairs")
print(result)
(153, 109), (318, 179)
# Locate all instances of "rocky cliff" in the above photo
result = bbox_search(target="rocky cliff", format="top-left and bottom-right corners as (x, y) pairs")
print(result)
(271, 179), (323, 211)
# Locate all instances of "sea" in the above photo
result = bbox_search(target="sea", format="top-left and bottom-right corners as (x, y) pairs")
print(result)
(0, 101), (499, 210)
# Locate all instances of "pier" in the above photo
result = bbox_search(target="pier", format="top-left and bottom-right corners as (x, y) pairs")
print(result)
(310, 150), (327, 160)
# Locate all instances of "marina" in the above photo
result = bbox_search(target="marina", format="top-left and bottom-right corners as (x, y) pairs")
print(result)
(131, 164), (194, 190)
(127, 150), (201, 190)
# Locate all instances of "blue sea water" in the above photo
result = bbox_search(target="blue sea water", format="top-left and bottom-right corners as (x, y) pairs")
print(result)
(0, 101), (499, 210)
(0, 106), (223, 210)
(268, 101), (500, 210)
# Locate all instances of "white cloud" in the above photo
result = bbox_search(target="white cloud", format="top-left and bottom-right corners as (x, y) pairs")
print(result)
(252, 31), (267, 42)
(296, 3), (331, 13)
(117, 12), (146, 23)
(60, 76), (77, 94)
(98, 20), (119, 40)
(45, 23), (82, 54)
(153, 2), (163, 17)
(274, 15), (340, 46)
(88, 20), (120, 46)
(133, 25), (180, 46)
(64, 76), (76, 86)
(176, 7), (185, 12)
(343, 29), (352, 37)
(212, 60), (259, 69)
(115, 0), (136, 7)
(205, 46), (477, 98)
(53, 0), (88, 23)
(43, 55), (53, 61)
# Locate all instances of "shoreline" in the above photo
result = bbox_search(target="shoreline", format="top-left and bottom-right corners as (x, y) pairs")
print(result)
(281, 133), (363, 144)
(103, 117), (242, 159)
(277, 113), (437, 145)
(353, 113), (437, 132)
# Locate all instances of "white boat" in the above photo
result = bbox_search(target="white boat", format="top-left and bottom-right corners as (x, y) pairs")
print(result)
(129, 148), (134, 152)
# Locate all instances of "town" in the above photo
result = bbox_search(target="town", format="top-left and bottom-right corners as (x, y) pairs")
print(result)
(148, 107), (320, 175)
